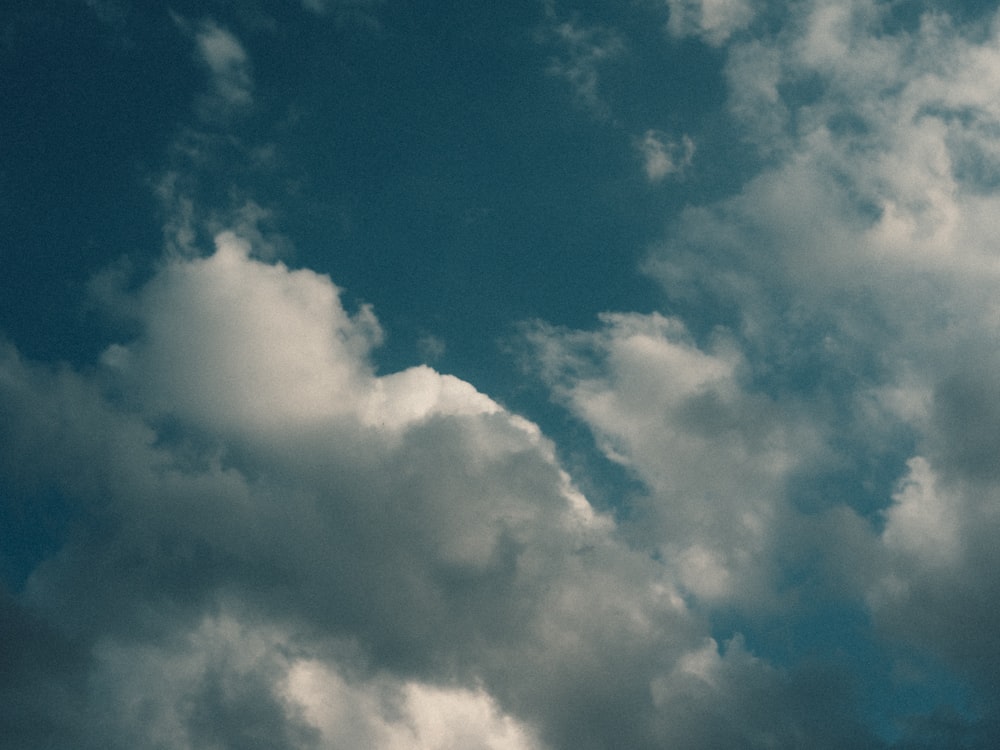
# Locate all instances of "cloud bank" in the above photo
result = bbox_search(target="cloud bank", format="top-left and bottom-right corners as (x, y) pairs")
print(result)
(0, 227), (886, 748)
(5, 0), (1000, 747)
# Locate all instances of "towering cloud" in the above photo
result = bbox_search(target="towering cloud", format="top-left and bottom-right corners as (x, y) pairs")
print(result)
(0, 235), (767, 747)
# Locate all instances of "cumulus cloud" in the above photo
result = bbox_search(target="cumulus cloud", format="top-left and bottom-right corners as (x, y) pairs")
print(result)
(301, 0), (384, 27)
(645, 4), (1000, 410)
(4, 231), (884, 748)
(0, 238), (575, 746)
(524, 311), (822, 610)
(500, 2), (1000, 741)
(9, 0), (1000, 745)
(284, 658), (544, 749)
(628, 0), (1000, 736)
(194, 20), (253, 109)
(880, 457), (962, 569)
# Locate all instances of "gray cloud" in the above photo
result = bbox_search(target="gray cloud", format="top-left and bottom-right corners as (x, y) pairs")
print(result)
(630, 0), (1000, 740)
(7, 1), (1000, 746)
(665, 0), (758, 46)
(0, 228), (892, 748)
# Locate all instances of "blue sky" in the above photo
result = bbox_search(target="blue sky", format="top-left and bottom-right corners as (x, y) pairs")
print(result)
(4, 0), (1000, 747)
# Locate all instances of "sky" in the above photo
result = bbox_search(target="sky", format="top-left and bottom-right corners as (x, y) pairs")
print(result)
(3, 0), (1000, 747)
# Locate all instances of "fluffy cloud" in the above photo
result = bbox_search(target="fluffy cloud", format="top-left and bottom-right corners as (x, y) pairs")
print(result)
(284, 657), (544, 750)
(194, 20), (253, 110)
(524, 311), (828, 610)
(0, 237), (578, 747)
(544, 13), (625, 117)
(4, 231), (884, 748)
(301, 0), (384, 26)
(644, 2), (1000, 449)
(635, 0), (1000, 735)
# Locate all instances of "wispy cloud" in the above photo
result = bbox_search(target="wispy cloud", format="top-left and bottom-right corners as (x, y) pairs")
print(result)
(525, 311), (817, 608)
(636, 130), (695, 182)
(7, 1), (1000, 746)
(169, 14), (254, 120)
(665, 0), (758, 46)
(543, 14), (625, 117)
(631, 0), (1000, 730)
(194, 20), (253, 111)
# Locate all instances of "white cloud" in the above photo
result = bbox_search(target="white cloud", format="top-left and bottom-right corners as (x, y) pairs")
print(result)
(13, 0), (1000, 743)
(301, 0), (384, 28)
(105, 231), (381, 431)
(102, 232), (503, 437)
(0, 227), (893, 747)
(646, 4), (1000, 385)
(633, 1), (1000, 723)
(636, 130), (694, 182)
(285, 659), (544, 750)
(87, 610), (545, 750)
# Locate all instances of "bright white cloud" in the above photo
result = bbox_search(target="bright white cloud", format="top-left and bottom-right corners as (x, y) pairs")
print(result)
(519, 6), (1000, 738)
(102, 232), (502, 436)
(103, 231), (378, 431)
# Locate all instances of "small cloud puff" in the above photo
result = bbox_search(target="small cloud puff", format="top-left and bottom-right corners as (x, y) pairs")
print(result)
(636, 130), (694, 182)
